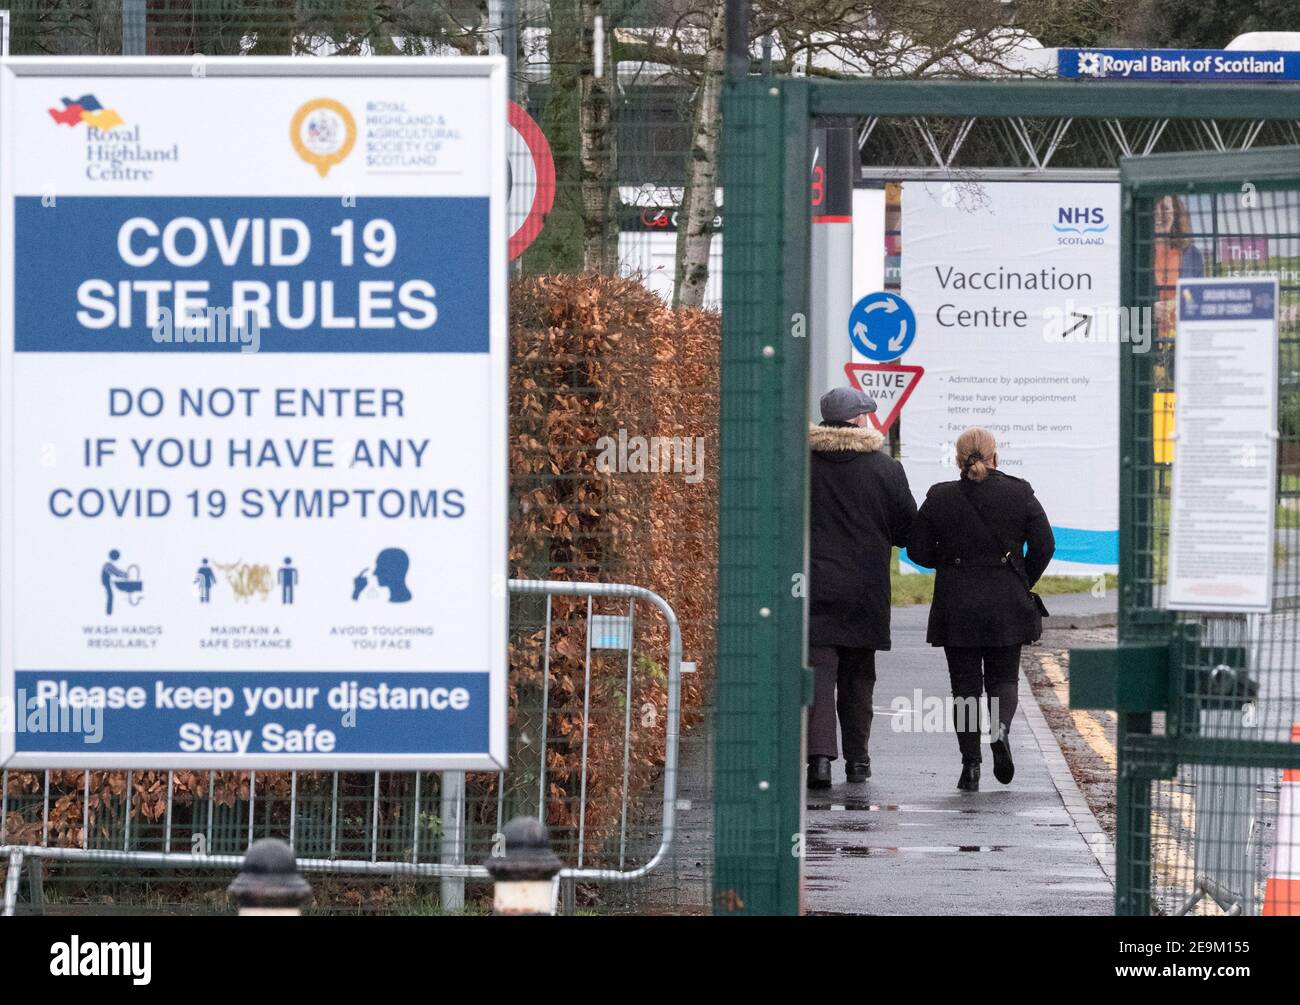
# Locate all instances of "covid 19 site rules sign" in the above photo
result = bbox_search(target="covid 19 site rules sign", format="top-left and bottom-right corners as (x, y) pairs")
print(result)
(0, 58), (508, 770)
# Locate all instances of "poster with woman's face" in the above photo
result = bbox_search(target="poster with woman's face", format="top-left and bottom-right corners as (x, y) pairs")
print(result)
(1153, 194), (1211, 341)
(1153, 188), (1300, 338)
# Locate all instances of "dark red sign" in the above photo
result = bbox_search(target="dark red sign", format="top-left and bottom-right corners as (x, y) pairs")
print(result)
(508, 101), (556, 260)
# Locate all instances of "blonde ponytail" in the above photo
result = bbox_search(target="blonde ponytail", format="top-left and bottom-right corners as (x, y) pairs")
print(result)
(956, 427), (997, 482)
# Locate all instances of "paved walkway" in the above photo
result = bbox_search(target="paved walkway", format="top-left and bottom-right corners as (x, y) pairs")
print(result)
(1042, 587), (1118, 628)
(804, 602), (1114, 915)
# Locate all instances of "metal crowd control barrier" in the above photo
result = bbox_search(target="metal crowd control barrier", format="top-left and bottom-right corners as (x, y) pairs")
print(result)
(1, 579), (682, 915)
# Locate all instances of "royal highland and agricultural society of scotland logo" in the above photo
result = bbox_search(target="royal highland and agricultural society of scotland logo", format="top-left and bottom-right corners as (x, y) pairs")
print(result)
(291, 98), (356, 177)
(47, 93), (125, 131)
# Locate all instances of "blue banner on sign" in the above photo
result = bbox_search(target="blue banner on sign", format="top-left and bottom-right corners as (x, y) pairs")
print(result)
(1178, 281), (1277, 323)
(12, 670), (490, 754)
(1060, 48), (1300, 82)
(902, 526), (1119, 571)
(848, 291), (916, 362)
(14, 196), (489, 353)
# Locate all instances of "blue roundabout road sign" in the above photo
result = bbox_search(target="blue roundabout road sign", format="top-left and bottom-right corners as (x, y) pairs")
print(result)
(847, 291), (916, 361)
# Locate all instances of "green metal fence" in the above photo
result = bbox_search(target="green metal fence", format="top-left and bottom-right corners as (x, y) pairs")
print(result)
(1094, 150), (1300, 916)
(718, 76), (1300, 915)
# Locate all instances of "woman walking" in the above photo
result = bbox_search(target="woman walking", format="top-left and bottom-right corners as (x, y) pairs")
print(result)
(906, 428), (1055, 792)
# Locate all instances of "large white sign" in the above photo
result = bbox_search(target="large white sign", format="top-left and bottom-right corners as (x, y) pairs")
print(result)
(0, 58), (508, 769)
(899, 181), (1121, 575)
(1167, 278), (1279, 613)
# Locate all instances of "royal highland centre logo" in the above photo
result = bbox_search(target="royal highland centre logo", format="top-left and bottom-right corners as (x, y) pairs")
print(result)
(291, 98), (356, 177)
(47, 94), (125, 131)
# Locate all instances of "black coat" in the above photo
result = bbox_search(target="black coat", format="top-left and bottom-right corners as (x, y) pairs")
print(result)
(906, 469), (1056, 648)
(809, 423), (916, 650)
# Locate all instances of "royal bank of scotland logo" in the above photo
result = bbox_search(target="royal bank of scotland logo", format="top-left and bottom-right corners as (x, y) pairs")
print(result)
(47, 93), (126, 131)
(291, 98), (356, 177)
(1076, 51), (1104, 77)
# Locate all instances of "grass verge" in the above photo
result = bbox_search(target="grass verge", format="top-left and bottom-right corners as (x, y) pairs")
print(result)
(890, 549), (1119, 607)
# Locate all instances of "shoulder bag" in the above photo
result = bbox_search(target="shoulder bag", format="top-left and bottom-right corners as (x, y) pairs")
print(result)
(957, 484), (1051, 623)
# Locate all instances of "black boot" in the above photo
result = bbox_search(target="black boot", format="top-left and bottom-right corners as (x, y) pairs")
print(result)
(989, 723), (1015, 785)
(807, 755), (832, 790)
(957, 762), (980, 791)
(846, 759), (871, 783)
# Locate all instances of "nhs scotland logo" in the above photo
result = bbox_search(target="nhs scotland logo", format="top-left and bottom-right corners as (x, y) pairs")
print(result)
(1053, 206), (1108, 246)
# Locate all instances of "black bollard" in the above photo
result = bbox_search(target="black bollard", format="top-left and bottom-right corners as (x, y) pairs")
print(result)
(486, 817), (562, 916)
(227, 838), (313, 916)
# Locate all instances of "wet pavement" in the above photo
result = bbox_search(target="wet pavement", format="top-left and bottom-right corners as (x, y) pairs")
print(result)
(1042, 587), (1118, 628)
(803, 603), (1115, 915)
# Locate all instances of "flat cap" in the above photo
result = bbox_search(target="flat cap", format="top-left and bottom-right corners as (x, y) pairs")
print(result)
(819, 386), (878, 423)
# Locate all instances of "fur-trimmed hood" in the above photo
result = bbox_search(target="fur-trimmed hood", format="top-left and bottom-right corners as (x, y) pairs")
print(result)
(810, 423), (886, 455)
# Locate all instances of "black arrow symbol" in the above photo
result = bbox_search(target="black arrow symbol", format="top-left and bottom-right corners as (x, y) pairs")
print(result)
(1062, 312), (1092, 339)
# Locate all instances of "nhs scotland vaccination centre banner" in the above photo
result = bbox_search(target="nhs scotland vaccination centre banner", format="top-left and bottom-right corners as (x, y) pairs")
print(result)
(0, 58), (508, 770)
(899, 182), (1120, 576)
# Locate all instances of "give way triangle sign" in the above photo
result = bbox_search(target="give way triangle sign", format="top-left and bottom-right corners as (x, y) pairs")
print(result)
(843, 362), (924, 435)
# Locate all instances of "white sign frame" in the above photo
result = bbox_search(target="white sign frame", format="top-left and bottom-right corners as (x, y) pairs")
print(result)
(0, 57), (509, 771)
(1166, 276), (1279, 614)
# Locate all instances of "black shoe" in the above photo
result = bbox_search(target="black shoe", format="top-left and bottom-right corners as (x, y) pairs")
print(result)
(846, 760), (871, 783)
(807, 756), (832, 790)
(989, 724), (1015, 785)
(957, 763), (980, 791)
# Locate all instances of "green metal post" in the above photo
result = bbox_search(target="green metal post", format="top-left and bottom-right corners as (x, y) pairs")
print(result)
(715, 76), (810, 916)
(1114, 180), (1156, 916)
(1115, 713), (1153, 916)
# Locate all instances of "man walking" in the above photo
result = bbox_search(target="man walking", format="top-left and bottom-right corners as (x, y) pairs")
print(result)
(808, 388), (916, 789)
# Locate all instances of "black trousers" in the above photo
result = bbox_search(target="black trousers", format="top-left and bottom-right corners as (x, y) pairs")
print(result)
(808, 646), (876, 763)
(943, 645), (1021, 765)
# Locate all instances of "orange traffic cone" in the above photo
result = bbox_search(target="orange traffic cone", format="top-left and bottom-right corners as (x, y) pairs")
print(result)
(1263, 723), (1300, 916)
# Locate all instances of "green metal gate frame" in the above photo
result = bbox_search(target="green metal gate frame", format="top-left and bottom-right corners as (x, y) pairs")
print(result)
(1073, 148), (1300, 915)
(717, 76), (1300, 916)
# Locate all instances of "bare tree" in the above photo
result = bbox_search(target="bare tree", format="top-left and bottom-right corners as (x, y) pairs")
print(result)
(82, 0), (1126, 296)
(634, 0), (1125, 307)
(673, 1), (726, 308)
(581, 2), (621, 272)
